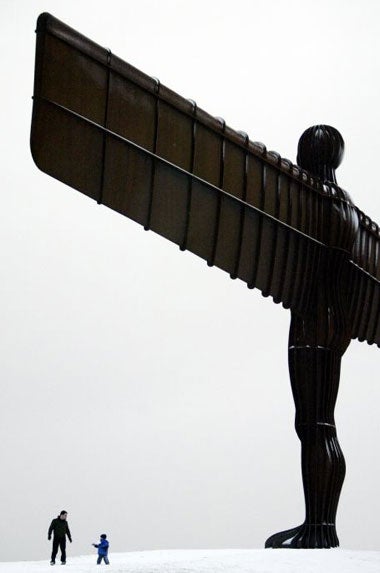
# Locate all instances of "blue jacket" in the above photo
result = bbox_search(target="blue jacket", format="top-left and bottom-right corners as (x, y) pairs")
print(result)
(94, 538), (109, 556)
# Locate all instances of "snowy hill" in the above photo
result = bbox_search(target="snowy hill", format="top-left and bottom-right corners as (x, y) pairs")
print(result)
(1, 549), (380, 573)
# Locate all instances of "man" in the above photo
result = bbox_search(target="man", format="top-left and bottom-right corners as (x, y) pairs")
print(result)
(48, 510), (72, 565)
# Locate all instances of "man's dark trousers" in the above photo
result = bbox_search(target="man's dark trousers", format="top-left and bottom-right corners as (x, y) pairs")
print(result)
(51, 537), (66, 563)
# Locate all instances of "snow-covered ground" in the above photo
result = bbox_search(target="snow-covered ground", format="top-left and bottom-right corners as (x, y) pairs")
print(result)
(1, 549), (379, 573)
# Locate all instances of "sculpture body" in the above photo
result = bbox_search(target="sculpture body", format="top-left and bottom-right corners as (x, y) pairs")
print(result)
(30, 14), (380, 548)
(267, 126), (360, 547)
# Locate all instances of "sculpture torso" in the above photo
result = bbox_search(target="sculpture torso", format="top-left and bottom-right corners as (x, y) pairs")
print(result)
(294, 127), (360, 354)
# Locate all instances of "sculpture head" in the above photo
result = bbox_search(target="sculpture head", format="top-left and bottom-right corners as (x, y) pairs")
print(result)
(297, 125), (344, 184)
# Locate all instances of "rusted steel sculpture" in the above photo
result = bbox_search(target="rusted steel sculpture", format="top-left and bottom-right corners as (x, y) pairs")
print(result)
(30, 13), (380, 548)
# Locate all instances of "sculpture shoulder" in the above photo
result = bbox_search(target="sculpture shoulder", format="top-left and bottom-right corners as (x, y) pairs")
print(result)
(322, 182), (355, 206)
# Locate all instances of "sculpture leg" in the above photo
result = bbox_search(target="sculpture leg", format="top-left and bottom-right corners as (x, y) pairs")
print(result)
(265, 317), (346, 548)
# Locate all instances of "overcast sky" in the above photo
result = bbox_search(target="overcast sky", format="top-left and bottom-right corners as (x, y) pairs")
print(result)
(1, 0), (380, 562)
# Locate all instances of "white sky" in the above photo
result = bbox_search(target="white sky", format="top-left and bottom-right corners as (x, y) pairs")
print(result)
(1, 0), (380, 562)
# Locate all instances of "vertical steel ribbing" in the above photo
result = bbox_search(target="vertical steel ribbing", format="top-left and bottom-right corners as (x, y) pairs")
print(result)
(359, 227), (374, 340)
(368, 238), (380, 343)
(353, 224), (368, 335)
(276, 175), (291, 306)
(98, 49), (112, 205)
(144, 78), (160, 231)
(289, 180), (302, 311)
(248, 159), (265, 289)
(207, 119), (226, 267)
(263, 161), (281, 298)
(230, 133), (249, 280)
(301, 180), (314, 317)
(180, 100), (197, 252)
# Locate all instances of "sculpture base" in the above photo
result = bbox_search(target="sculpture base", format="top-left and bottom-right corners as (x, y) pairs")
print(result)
(265, 523), (339, 549)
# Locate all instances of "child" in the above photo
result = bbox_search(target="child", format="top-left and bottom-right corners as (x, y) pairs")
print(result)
(92, 533), (110, 565)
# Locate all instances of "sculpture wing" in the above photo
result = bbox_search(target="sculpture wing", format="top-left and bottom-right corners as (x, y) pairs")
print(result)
(347, 214), (380, 346)
(31, 13), (334, 316)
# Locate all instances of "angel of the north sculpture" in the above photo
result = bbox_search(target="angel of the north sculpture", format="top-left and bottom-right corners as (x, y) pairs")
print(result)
(30, 13), (380, 549)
